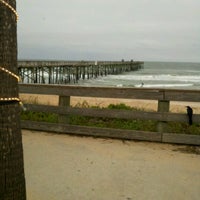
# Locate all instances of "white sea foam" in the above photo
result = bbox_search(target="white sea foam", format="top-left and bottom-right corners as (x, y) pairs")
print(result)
(116, 84), (123, 87)
(134, 83), (194, 88)
(109, 74), (200, 83)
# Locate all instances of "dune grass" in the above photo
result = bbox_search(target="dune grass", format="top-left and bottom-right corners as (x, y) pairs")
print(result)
(21, 102), (200, 135)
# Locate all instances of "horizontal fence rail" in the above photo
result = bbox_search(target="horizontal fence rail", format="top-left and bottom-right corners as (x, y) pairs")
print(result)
(19, 84), (200, 145)
(19, 84), (200, 102)
(20, 121), (200, 145)
(23, 104), (200, 123)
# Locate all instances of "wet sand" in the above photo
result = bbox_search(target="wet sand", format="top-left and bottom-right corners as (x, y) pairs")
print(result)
(22, 130), (200, 200)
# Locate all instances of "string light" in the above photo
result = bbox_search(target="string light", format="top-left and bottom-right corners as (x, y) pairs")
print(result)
(0, 97), (25, 110)
(0, 66), (21, 103)
(0, 97), (20, 102)
(0, 67), (22, 105)
(0, 66), (20, 82)
(0, 0), (19, 21)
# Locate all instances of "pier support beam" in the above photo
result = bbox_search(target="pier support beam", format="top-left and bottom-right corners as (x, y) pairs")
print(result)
(18, 61), (144, 84)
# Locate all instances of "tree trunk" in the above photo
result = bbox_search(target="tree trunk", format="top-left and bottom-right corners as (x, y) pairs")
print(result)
(0, 0), (26, 199)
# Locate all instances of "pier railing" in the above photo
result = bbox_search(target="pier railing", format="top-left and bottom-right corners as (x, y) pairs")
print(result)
(18, 60), (143, 84)
(19, 84), (200, 145)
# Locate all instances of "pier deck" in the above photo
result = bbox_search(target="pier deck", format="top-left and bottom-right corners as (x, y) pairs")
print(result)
(18, 60), (143, 84)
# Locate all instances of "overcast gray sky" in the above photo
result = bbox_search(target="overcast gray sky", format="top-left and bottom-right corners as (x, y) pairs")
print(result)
(17, 0), (200, 62)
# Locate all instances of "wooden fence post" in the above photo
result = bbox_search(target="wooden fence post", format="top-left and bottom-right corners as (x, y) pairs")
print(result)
(58, 96), (70, 124)
(157, 100), (170, 133)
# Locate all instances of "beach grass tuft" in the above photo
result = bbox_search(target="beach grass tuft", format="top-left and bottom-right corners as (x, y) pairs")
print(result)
(21, 102), (200, 135)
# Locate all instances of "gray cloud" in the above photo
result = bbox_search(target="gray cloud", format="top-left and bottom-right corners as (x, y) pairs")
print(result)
(17, 0), (200, 62)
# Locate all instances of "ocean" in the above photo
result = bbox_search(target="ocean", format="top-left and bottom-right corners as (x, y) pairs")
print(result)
(77, 61), (200, 90)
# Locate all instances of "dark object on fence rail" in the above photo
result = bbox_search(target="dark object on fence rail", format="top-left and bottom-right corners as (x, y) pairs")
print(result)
(186, 106), (193, 125)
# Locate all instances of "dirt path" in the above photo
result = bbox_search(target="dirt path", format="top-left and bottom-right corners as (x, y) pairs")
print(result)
(22, 130), (200, 200)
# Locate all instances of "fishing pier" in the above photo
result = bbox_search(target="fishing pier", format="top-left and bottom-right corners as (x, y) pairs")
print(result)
(18, 60), (144, 84)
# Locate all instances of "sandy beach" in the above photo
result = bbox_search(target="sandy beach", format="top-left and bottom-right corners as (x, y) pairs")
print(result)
(20, 94), (200, 113)
(23, 130), (200, 200)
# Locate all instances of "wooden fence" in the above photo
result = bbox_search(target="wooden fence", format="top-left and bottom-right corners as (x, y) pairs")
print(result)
(19, 84), (200, 145)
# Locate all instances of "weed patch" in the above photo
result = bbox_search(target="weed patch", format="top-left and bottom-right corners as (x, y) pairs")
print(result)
(21, 103), (200, 135)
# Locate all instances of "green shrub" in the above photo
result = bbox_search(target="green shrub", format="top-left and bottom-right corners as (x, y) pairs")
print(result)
(21, 111), (58, 123)
(21, 103), (200, 135)
(107, 103), (132, 110)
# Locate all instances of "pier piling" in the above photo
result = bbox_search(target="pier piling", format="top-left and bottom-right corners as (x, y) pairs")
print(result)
(18, 60), (144, 85)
